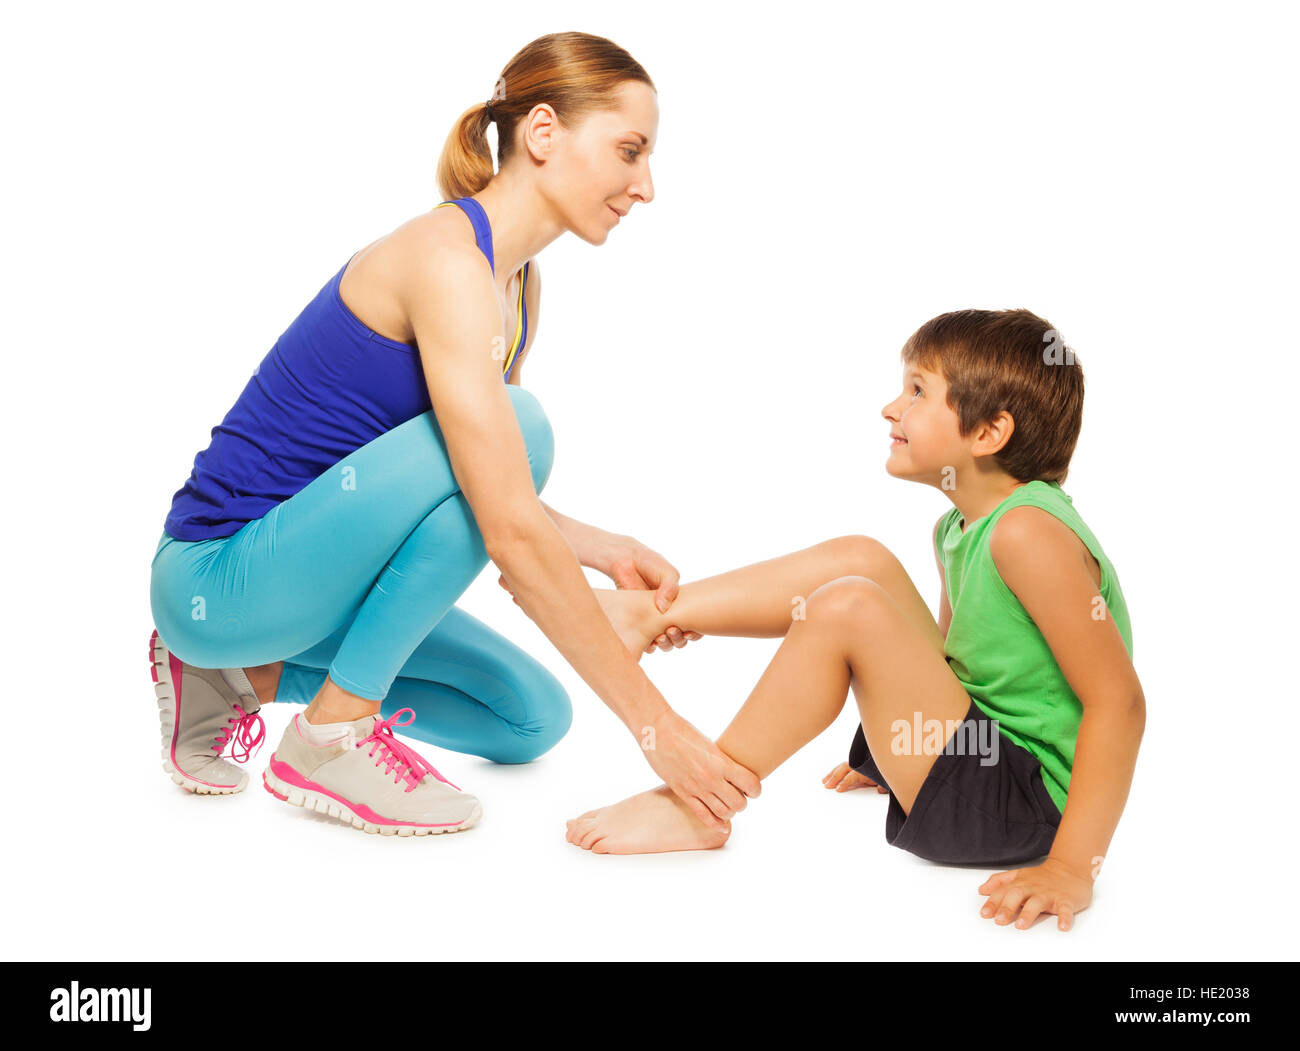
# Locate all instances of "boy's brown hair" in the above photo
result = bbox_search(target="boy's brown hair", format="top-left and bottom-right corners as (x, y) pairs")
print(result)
(901, 308), (1085, 483)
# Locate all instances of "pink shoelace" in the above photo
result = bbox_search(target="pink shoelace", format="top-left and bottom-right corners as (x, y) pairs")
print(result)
(357, 708), (458, 792)
(213, 704), (267, 763)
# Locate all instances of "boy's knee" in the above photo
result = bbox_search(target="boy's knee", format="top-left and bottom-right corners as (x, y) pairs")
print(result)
(505, 385), (554, 493)
(806, 575), (891, 631)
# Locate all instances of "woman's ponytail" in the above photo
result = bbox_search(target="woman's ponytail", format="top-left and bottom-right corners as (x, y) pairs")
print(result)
(435, 102), (496, 201)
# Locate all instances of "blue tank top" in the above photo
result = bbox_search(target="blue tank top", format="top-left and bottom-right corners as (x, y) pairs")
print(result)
(163, 198), (531, 541)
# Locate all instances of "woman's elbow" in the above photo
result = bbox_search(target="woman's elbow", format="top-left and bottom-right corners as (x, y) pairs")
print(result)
(481, 509), (547, 565)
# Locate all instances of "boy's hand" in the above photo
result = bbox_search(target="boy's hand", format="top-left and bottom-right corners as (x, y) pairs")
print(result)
(977, 857), (1094, 931)
(822, 761), (890, 794)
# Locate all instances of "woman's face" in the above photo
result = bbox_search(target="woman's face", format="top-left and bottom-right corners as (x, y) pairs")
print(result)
(535, 80), (658, 244)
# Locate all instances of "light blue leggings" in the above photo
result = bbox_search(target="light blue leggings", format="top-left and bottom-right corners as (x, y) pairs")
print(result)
(149, 385), (571, 764)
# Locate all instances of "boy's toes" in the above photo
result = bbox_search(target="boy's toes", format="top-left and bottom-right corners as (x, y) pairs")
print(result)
(566, 812), (598, 844)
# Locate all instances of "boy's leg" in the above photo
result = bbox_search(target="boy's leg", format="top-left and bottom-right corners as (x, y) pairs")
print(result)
(568, 574), (968, 853)
(600, 535), (943, 655)
(715, 576), (969, 804)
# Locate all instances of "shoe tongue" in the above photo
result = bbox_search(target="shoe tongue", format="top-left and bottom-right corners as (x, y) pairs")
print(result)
(348, 714), (412, 767)
(220, 667), (259, 708)
(347, 713), (382, 740)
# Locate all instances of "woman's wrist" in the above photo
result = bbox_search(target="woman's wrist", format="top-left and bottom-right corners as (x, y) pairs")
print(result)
(618, 677), (671, 737)
(540, 503), (610, 570)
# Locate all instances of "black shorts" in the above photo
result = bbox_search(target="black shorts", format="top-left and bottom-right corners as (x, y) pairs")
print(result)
(847, 698), (1063, 866)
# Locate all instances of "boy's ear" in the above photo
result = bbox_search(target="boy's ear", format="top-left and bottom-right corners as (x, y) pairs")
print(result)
(973, 411), (1015, 456)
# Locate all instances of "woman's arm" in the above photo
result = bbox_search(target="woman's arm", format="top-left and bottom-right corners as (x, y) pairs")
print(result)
(503, 259), (695, 647)
(401, 244), (758, 826)
(501, 264), (611, 566)
(537, 501), (615, 569)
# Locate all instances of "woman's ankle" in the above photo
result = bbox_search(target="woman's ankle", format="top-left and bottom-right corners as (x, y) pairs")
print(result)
(244, 661), (283, 705)
(303, 700), (381, 725)
(304, 677), (381, 725)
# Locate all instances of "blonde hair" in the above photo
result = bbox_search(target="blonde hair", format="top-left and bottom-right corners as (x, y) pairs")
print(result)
(436, 31), (655, 201)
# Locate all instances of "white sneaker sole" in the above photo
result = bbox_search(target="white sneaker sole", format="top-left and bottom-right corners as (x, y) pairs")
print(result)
(261, 763), (482, 837)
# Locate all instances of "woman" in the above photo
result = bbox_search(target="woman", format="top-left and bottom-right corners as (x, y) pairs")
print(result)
(148, 31), (760, 836)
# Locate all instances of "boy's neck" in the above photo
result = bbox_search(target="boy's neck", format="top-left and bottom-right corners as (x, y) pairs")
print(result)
(946, 471), (1035, 534)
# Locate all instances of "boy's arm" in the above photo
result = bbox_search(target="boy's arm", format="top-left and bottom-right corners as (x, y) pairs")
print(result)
(933, 515), (952, 639)
(989, 507), (1146, 882)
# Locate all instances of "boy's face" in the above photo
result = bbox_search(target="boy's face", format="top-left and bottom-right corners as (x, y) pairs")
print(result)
(880, 364), (965, 481)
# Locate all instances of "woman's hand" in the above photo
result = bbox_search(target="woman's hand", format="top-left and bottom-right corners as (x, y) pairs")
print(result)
(822, 761), (890, 794)
(639, 707), (761, 829)
(642, 624), (703, 654)
(497, 562), (701, 654)
(603, 537), (703, 653)
(977, 857), (1094, 931)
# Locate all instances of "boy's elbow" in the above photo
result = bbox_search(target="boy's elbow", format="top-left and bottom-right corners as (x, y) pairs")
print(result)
(1105, 691), (1146, 742)
(1081, 690), (1145, 733)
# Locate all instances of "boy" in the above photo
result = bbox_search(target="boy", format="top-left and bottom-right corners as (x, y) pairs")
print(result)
(564, 308), (1144, 933)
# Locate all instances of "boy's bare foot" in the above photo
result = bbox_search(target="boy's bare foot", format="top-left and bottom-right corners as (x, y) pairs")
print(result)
(565, 784), (731, 854)
(590, 588), (659, 659)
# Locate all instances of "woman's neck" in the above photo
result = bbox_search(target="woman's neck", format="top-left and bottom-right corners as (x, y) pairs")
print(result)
(472, 174), (566, 292)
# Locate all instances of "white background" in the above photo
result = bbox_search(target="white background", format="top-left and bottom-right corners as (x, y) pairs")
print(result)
(4, 0), (1295, 961)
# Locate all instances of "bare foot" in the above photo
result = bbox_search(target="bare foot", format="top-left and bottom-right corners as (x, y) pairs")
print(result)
(565, 784), (731, 854)
(591, 588), (658, 659)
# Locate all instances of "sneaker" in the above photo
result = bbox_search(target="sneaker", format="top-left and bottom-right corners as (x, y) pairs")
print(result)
(149, 628), (267, 794)
(262, 708), (482, 836)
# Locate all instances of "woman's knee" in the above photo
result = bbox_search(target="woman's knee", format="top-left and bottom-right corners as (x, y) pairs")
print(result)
(493, 673), (573, 764)
(150, 599), (232, 669)
(505, 385), (554, 493)
(151, 562), (233, 668)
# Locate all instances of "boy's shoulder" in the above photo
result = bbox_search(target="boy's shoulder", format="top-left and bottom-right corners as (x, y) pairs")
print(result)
(989, 505), (1103, 591)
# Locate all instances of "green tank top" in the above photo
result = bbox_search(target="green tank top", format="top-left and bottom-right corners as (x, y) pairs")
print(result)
(937, 479), (1133, 814)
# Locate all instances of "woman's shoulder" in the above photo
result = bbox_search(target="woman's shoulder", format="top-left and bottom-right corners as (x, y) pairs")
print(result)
(379, 206), (486, 271)
(340, 209), (492, 343)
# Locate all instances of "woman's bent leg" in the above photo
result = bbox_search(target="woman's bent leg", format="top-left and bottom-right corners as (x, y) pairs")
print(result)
(150, 385), (554, 698)
(385, 607), (570, 763)
(279, 606), (572, 764)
